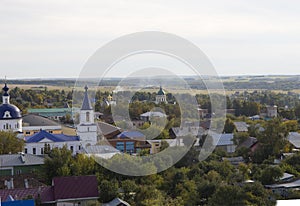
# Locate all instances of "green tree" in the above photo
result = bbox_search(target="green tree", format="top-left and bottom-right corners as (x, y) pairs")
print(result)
(0, 131), (24, 154)
(223, 118), (235, 133)
(99, 179), (119, 203)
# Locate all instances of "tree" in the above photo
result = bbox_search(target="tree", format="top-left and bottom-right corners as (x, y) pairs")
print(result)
(44, 145), (73, 183)
(209, 184), (245, 206)
(0, 131), (24, 154)
(258, 166), (283, 185)
(121, 179), (138, 204)
(99, 179), (119, 203)
(223, 118), (235, 133)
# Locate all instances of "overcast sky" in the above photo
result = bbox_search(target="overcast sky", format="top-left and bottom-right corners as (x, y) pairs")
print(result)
(1, 0), (300, 79)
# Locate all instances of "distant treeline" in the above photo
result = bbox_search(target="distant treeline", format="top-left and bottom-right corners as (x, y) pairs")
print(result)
(3, 76), (300, 90)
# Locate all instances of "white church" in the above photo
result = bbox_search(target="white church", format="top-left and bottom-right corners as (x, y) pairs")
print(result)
(0, 83), (98, 155)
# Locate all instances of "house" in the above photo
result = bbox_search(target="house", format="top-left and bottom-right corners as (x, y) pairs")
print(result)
(287, 132), (300, 149)
(24, 130), (81, 155)
(222, 156), (245, 166)
(0, 175), (99, 206)
(84, 145), (121, 159)
(237, 137), (258, 152)
(265, 179), (300, 197)
(98, 121), (122, 139)
(140, 111), (167, 122)
(103, 198), (131, 206)
(22, 114), (62, 136)
(233, 122), (248, 132)
(27, 108), (79, 121)
(147, 139), (184, 154)
(170, 126), (206, 139)
(266, 105), (278, 118)
(0, 153), (44, 176)
(212, 133), (236, 153)
(108, 131), (151, 154)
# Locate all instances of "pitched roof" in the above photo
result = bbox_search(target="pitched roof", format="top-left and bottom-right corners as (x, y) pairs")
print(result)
(52, 175), (98, 200)
(171, 127), (206, 137)
(0, 154), (44, 167)
(117, 131), (145, 139)
(140, 111), (167, 118)
(288, 132), (300, 148)
(0, 175), (98, 203)
(0, 186), (52, 202)
(23, 114), (60, 126)
(81, 85), (92, 110)
(98, 122), (121, 136)
(237, 137), (257, 149)
(25, 130), (79, 143)
(211, 133), (234, 146)
(157, 86), (165, 95)
(103, 197), (131, 206)
(233, 122), (248, 132)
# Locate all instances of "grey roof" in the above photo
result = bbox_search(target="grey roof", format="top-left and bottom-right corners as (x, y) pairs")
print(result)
(211, 133), (234, 146)
(98, 122), (121, 136)
(81, 85), (92, 110)
(140, 111), (167, 118)
(23, 114), (60, 126)
(171, 127), (206, 137)
(288, 132), (300, 148)
(237, 137), (257, 149)
(222, 156), (244, 165)
(84, 145), (120, 154)
(0, 154), (44, 167)
(233, 122), (248, 132)
(103, 197), (131, 206)
(265, 179), (300, 189)
(280, 173), (294, 181)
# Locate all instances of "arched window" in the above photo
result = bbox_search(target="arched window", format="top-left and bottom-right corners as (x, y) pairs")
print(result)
(86, 112), (90, 122)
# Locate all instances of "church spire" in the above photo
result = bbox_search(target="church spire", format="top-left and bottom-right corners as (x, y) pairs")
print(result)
(2, 82), (10, 104)
(81, 85), (92, 110)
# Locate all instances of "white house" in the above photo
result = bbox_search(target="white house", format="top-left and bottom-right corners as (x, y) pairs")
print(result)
(24, 130), (81, 155)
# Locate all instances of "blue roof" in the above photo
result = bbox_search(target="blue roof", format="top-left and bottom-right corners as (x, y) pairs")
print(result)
(25, 130), (79, 143)
(0, 104), (22, 119)
(117, 131), (145, 139)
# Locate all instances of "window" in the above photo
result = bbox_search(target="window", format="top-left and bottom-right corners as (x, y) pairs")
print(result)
(41, 148), (44, 155)
(116, 142), (125, 152)
(24, 148), (28, 154)
(126, 142), (134, 154)
(78, 145), (81, 150)
(70, 146), (74, 152)
(33, 148), (36, 155)
(86, 112), (90, 122)
(49, 131), (53, 134)
(25, 131), (31, 135)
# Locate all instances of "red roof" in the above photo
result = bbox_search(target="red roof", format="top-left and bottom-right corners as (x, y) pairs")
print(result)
(53, 175), (98, 200)
(0, 186), (51, 202)
(0, 176), (98, 203)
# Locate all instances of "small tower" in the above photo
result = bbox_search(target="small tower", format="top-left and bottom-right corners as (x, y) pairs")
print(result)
(76, 85), (97, 146)
(155, 86), (167, 104)
(0, 83), (22, 132)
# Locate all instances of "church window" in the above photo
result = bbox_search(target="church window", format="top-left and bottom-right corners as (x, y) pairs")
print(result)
(70, 146), (74, 152)
(86, 112), (90, 122)
(33, 148), (36, 155)
(24, 148), (27, 154)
